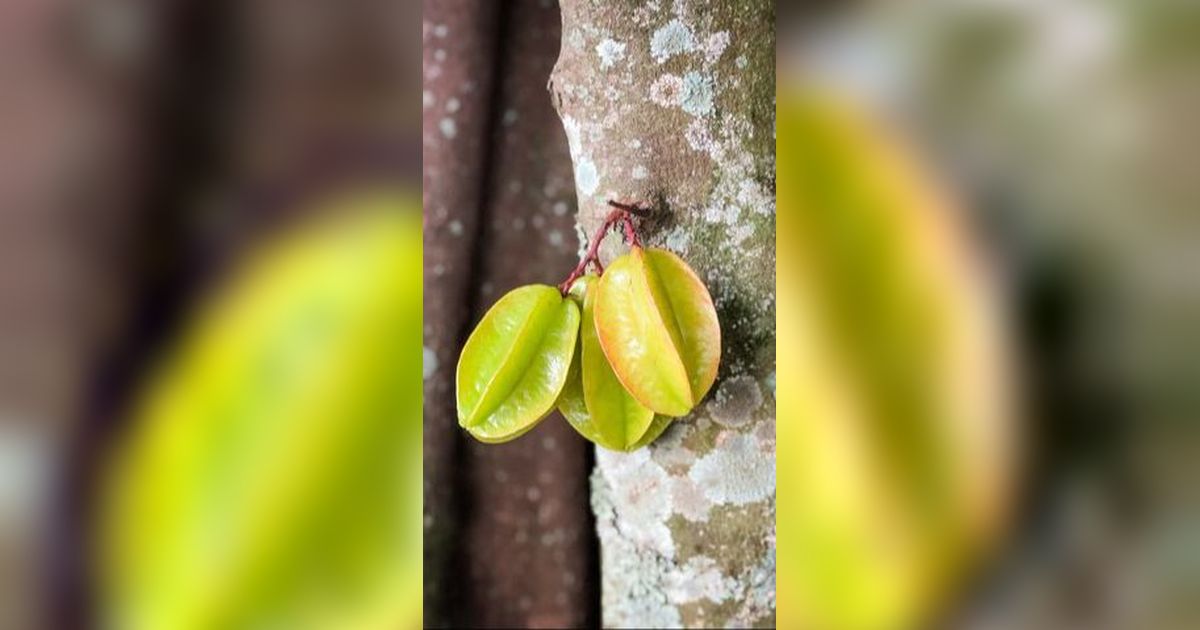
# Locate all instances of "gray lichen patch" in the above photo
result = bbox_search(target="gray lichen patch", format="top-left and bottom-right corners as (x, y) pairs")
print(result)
(708, 375), (764, 428)
(595, 38), (627, 69)
(730, 550), (777, 628)
(591, 470), (682, 628)
(680, 71), (716, 116)
(670, 474), (713, 522)
(689, 433), (774, 505)
(574, 157), (599, 195)
(651, 421), (699, 473)
(650, 73), (685, 108)
(650, 19), (697, 63)
(667, 556), (738, 605)
(595, 447), (676, 558)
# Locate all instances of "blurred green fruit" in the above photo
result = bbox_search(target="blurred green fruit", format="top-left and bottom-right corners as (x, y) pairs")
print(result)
(98, 190), (423, 630)
(777, 86), (1016, 630)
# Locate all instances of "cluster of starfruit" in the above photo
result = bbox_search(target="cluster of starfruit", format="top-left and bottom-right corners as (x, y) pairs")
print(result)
(456, 237), (720, 451)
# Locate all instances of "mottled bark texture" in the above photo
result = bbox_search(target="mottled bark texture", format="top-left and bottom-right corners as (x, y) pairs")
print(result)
(423, 1), (598, 627)
(549, 2), (776, 627)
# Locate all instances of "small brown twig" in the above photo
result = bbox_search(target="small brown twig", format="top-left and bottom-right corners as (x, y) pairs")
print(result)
(606, 199), (652, 217)
(557, 200), (647, 294)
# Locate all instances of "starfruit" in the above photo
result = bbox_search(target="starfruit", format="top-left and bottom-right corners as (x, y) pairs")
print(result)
(776, 84), (1014, 630)
(456, 284), (580, 442)
(625, 414), (674, 451)
(98, 190), (423, 630)
(555, 344), (602, 444)
(557, 275), (661, 451)
(559, 339), (673, 452)
(594, 247), (721, 416)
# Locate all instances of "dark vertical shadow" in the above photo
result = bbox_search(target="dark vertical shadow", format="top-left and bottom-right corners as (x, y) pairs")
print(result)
(441, 0), (514, 622)
(48, 0), (237, 626)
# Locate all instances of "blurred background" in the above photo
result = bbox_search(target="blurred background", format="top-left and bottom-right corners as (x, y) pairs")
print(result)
(778, 1), (1199, 628)
(2, 0), (1198, 627)
(0, 0), (422, 628)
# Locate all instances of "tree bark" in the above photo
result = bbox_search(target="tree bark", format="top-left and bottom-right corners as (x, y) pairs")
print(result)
(549, 2), (776, 627)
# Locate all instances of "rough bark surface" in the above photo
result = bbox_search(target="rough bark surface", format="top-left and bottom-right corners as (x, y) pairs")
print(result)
(549, 2), (777, 627)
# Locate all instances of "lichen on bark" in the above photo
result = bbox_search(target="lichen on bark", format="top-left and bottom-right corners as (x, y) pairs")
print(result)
(549, 0), (776, 626)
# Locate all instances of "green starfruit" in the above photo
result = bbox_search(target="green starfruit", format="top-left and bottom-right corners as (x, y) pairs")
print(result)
(456, 284), (580, 442)
(594, 247), (721, 416)
(556, 275), (659, 451)
(626, 414), (674, 450)
(559, 341), (673, 452)
(555, 343), (601, 444)
(776, 85), (1015, 630)
(98, 191), (423, 630)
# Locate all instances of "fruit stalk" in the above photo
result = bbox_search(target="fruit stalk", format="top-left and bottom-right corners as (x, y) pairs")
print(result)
(556, 200), (646, 295)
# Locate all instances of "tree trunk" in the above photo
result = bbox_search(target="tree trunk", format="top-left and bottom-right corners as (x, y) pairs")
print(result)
(549, 2), (776, 627)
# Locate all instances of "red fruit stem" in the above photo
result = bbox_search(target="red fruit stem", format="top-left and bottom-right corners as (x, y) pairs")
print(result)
(557, 200), (647, 295)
